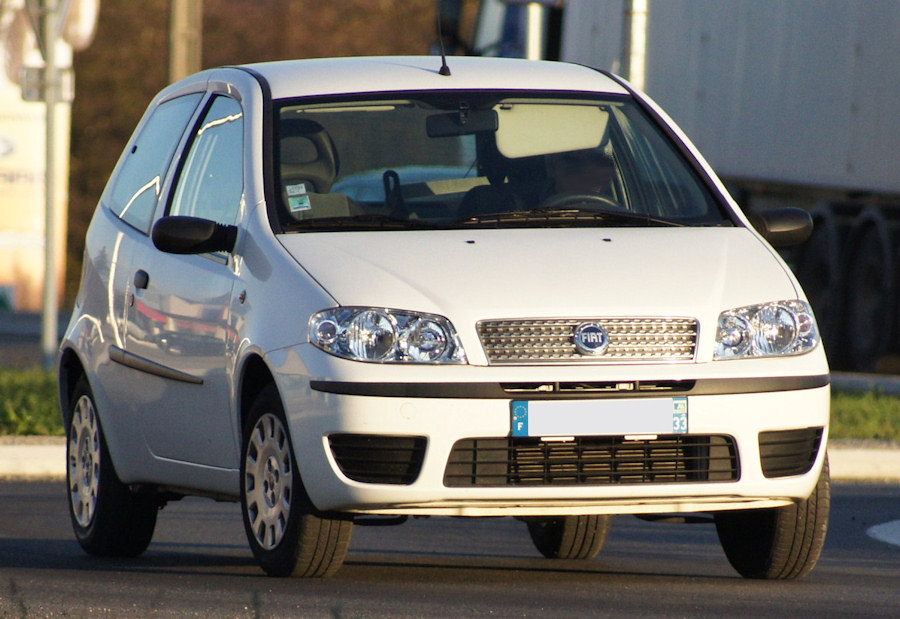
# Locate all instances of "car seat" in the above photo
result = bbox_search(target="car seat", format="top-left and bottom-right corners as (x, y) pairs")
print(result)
(280, 118), (359, 219)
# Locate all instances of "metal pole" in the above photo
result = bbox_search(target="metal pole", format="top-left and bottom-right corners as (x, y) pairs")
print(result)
(621, 0), (649, 90)
(170, 0), (203, 83)
(525, 2), (545, 61)
(41, 0), (59, 369)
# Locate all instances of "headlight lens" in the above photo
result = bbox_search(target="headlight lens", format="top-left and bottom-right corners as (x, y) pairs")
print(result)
(714, 300), (819, 360)
(309, 307), (467, 364)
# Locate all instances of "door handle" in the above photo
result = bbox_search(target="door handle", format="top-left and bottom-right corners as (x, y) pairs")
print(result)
(134, 269), (149, 290)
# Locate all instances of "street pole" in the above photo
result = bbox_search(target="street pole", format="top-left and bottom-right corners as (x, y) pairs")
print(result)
(524, 2), (545, 61)
(621, 0), (649, 91)
(169, 0), (202, 83)
(40, 0), (60, 369)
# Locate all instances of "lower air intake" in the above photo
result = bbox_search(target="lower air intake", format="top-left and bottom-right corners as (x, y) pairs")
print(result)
(443, 435), (738, 487)
(329, 434), (426, 485)
(758, 427), (824, 478)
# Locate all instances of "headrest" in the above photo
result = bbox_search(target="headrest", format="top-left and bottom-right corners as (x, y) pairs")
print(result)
(279, 118), (338, 193)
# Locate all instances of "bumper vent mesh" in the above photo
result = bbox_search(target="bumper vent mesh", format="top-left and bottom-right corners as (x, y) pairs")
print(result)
(758, 427), (824, 478)
(443, 435), (738, 487)
(477, 317), (698, 364)
(329, 434), (426, 485)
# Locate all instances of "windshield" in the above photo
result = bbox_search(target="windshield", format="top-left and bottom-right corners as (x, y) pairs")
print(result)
(273, 93), (731, 232)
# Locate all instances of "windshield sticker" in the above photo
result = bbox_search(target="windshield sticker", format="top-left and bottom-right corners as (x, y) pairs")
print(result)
(286, 183), (312, 212)
(287, 183), (308, 196)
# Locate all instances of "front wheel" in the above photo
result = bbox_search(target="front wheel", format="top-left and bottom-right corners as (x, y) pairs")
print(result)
(715, 458), (830, 579)
(67, 376), (158, 557)
(240, 384), (353, 577)
(526, 515), (611, 560)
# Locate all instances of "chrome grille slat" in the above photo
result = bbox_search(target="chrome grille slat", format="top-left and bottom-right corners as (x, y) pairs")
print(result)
(477, 317), (698, 364)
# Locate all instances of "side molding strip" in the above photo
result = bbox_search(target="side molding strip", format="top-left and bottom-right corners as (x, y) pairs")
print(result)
(109, 345), (204, 385)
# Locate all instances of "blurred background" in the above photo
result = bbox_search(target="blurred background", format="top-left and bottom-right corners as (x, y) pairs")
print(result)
(2, 0), (900, 374)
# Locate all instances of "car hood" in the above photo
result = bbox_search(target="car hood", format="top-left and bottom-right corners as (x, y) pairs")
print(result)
(278, 226), (798, 331)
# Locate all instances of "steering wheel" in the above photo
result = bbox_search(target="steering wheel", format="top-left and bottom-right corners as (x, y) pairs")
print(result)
(536, 193), (626, 212)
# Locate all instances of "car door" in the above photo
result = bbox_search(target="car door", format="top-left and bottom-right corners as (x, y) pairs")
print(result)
(125, 94), (244, 468)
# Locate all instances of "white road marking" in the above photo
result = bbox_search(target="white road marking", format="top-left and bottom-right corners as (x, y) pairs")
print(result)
(867, 520), (900, 548)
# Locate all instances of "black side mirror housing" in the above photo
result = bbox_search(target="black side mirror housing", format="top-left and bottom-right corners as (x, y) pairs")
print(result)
(151, 216), (237, 254)
(747, 207), (813, 248)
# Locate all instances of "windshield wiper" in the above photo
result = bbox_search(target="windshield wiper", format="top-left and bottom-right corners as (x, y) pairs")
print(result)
(531, 206), (685, 226)
(460, 207), (684, 227)
(284, 214), (452, 231)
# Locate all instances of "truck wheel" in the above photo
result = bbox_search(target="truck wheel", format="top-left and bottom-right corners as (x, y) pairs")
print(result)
(240, 384), (353, 577)
(526, 515), (611, 559)
(794, 205), (842, 364)
(715, 458), (830, 579)
(843, 216), (894, 372)
(67, 376), (158, 557)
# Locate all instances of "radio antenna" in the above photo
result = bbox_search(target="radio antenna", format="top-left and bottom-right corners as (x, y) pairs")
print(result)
(437, 14), (452, 76)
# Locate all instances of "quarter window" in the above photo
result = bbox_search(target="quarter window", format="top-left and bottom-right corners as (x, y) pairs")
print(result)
(108, 93), (202, 232)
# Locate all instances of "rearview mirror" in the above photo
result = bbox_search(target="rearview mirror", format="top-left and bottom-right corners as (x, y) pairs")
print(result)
(426, 109), (499, 137)
(152, 216), (237, 254)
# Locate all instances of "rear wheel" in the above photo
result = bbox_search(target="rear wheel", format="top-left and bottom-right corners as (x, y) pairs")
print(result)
(67, 376), (158, 557)
(240, 384), (353, 577)
(715, 458), (830, 579)
(526, 515), (611, 560)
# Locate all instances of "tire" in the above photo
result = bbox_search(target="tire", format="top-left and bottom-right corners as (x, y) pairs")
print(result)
(240, 384), (353, 577)
(66, 376), (158, 557)
(794, 206), (842, 365)
(715, 458), (830, 579)
(526, 515), (611, 560)
(842, 214), (894, 372)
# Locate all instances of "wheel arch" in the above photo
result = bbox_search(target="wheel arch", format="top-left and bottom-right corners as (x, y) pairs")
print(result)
(58, 347), (88, 426)
(238, 354), (276, 437)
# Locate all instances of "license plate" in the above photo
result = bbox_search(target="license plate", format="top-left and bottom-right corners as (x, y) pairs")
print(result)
(511, 397), (688, 437)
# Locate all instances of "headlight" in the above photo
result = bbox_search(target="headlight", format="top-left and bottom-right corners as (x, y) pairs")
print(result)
(309, 307), (468, 364)
(714, 300), (819, 360)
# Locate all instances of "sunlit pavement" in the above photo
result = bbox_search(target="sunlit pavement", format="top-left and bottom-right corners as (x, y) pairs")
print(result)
(1, 435), (898, 481)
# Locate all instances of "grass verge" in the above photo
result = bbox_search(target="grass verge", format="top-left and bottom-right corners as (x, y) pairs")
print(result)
(0, 368), (63, 436)
(830, 391), (900, 442)
(1, 368), (899, 440)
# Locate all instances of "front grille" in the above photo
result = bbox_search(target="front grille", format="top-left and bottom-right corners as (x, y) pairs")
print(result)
(477, 317), (698, 364)
(328, 434), (426, 485)
(501, 380), (695, 395)
(443, 435), (738, 487)
(758, 427), (823, 478)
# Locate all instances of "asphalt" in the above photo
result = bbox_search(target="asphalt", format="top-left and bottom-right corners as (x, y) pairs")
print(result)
(1, 311), (898, 481)
(1, 436), (895, 481)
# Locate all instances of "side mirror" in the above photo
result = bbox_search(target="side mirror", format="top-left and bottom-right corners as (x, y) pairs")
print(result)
(151, 216), (237, 254)
(747, 207), (813, 248)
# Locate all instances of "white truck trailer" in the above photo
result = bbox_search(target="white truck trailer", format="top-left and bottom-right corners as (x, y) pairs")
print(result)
(453, 0), (900, 372)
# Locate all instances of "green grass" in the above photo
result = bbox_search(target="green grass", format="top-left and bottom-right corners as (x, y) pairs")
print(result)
(0, 368), (63, 436)
(1, 368), (899, 440)
(830, 391), (900, 442)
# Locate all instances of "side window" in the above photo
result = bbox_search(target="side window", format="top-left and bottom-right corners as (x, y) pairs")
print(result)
(108, 93), (203, 232)
(169, 96), (244, 225)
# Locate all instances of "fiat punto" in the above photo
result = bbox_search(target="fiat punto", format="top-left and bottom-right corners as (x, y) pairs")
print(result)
(59, 56), (829, 579)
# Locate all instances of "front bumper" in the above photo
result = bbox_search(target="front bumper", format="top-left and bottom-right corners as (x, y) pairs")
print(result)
(276, 357), (830, 516)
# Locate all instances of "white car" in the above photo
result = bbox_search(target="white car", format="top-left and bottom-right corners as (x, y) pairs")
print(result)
(59, 56), (830, 579)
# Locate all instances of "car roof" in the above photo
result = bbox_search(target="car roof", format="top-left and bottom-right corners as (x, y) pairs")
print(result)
(234, 56), (630, 100)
